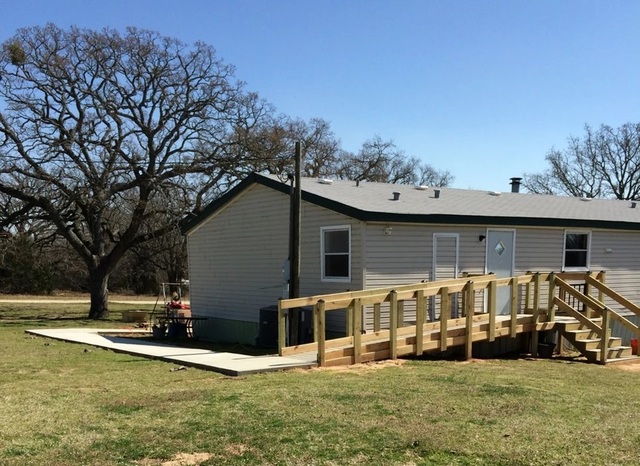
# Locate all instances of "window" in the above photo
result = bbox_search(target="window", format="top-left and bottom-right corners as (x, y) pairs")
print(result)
(563, 231), (590, 270)
(321, 226), (351, 281)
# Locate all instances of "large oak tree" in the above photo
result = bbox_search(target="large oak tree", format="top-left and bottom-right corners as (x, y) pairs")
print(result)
(0, 24), (268, 317)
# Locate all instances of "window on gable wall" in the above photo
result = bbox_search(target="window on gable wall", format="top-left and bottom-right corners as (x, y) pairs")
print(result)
(563, 231), (590, 270)
(321, 226), (351, 281)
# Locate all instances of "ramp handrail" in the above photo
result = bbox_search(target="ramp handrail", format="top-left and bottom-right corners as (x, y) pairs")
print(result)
(278, 272), (548, 366)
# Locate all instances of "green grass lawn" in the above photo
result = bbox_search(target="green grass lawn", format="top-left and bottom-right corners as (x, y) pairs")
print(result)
(2, 301), (640, 465)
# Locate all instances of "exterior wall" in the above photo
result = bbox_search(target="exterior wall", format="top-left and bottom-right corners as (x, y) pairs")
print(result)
(297, 202), (364, 335)
(363, 224), (487, 329)
(362, 223), (640, 335)
(187, 184), (364, 343)
(187, 184), (290, 344)
(591, 230), (640, 307)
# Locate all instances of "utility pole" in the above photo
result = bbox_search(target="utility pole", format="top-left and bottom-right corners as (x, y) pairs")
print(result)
(288, 141), (302, 343)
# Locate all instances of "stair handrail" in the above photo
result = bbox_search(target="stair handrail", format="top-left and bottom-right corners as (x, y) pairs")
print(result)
(584, 275), (640, 341)
(554, 277), (608, 363)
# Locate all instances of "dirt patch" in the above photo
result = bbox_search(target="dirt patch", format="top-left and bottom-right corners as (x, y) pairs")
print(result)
(224, 443), (253, 456)
(137, 452), (213, 466)
(612, 362), (640, 372)
(303, 358), (407, 373)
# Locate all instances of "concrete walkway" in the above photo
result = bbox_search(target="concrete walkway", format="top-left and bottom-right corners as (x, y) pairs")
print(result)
(26, 328), (317, 376)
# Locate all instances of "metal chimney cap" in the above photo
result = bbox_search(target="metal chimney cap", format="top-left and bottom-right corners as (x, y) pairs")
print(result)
(510, 177), (522, 193)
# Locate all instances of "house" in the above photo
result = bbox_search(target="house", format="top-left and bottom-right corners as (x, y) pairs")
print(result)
(183, 172), (640, 346)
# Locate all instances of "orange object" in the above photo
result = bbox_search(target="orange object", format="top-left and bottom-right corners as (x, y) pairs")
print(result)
(631, 338), (638, 355)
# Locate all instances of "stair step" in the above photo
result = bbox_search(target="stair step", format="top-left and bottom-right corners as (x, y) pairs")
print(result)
(600, 355), (640, 365)
(574, 337), (622, 350)
(584, 346), (633, 362)
(563, 329), (600, 340)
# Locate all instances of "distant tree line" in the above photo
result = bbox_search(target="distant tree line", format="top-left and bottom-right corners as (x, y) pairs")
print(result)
(0, 25), (452, 304)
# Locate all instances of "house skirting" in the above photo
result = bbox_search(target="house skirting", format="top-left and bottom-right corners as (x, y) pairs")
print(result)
(193, 317), (258, 346)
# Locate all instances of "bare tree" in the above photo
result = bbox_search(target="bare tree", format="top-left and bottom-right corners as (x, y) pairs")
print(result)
(524, 123), (640, 199)
(232, 116), (342, 179)
(335, 136), (453, 185)
(0, 25), (269, 317)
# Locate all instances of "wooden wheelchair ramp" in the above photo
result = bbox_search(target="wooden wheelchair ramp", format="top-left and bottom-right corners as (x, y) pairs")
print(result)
(278, 272), (640, 367)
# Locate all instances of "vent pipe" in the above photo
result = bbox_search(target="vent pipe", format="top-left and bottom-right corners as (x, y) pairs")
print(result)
(510, 177), (522, 193)
(392, 192), (401, 201)
(434, 189), (441, 199)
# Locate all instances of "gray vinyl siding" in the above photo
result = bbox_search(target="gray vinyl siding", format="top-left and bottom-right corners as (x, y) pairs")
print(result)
(361, 224), (640, 332)
(298, 202), (363, 296)
(187, 184), (289, 323)
(591, 229), (640, 314)
(187, 183), (363, 336)
(363, 224), (487, 330)
(298, 202), (364, 334)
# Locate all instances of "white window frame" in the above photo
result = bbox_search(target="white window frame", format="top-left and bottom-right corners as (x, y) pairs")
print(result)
(562, 230), (591, 271)
(320, 225), (351, 282)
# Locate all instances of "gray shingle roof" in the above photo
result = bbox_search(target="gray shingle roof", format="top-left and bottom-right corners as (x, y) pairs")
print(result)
(279, 174), (640, 224)
(183, 172), (640, 234)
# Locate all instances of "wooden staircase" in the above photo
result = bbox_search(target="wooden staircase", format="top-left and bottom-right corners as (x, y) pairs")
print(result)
(557, 318), (635, 364)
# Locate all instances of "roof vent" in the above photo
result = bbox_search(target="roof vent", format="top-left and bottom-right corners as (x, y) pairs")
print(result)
(415, 185), (429, 191)
(318, 178), (333, 185)
(392, 192), (401, 201)
(632, 201), (637, 209)
(489, 191), (501, 196)
(510, 177), (522, 193)
(434, 189), (441, 199)
(580, 197), (592, 202)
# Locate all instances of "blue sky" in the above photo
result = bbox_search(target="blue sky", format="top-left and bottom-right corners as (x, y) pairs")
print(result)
(3, 0), (639, 191)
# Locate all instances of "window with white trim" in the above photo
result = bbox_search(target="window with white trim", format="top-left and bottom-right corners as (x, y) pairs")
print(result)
(563, 231), (590, 270)
(321, 226), (351, 281)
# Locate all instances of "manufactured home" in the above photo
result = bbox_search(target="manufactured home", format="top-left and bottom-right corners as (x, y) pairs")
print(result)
(184, 172), (640, 350)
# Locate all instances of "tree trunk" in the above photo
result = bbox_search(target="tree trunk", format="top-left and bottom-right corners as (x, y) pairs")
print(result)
(88, 268), (110, 319)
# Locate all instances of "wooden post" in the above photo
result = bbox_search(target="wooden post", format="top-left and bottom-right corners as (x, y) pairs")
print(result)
(353, 298), (362, 364)
(530, 273), (541, 356)
(316, 300), (326, 366)
(465, 281), (474, 360)
(440, 287), (450, 351)
(397, 300), (405, 327)
(601, 307), (610, 364)
(525, 281), (531, 313)
(597, 270), (606, 304)
(547, 272), (556, 321)
(416, 290), (425, 356)
(390, 290), (398, 360)
(532, 273), (541, 321)
(278, 299), (286, 355)
(346, 303), (353, 337)
(585, 272), (593, 318)
(373, 303), (381, 332)
(488, 279), (497, 342)
(510, 277), (518, 338)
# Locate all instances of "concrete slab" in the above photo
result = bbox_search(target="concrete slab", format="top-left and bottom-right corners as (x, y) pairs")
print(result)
(25, 328), (317, 376)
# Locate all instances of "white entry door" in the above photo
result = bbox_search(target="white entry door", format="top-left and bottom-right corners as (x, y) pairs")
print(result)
(432, 234), (459, 319)
(485, 229), (515, 315)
